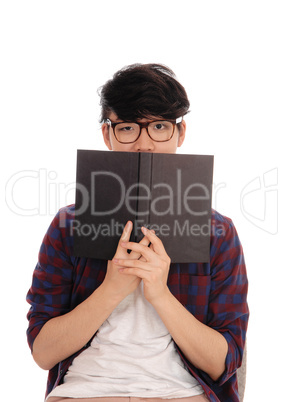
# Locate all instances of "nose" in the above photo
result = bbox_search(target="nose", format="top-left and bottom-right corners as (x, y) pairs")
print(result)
(134, 128), (154, 152)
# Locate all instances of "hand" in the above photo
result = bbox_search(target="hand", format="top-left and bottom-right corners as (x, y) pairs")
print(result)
(113, 226), (171, 305)
(103, 221), (150, 301)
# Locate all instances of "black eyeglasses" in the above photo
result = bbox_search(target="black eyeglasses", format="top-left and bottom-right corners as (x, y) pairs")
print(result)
(104, 117), (183, 144)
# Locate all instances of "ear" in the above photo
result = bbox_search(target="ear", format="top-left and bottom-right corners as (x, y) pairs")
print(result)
(177, 120), (186, 148)
(102, 123), (113, 150)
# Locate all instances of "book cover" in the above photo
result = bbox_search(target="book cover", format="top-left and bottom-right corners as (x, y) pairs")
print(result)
(73, 150), (214, 263)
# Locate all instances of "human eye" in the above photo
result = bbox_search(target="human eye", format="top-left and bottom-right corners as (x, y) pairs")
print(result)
(152, 121), (170, 131)
(154, 123), (164, 130)
(116, 123), (135, 132)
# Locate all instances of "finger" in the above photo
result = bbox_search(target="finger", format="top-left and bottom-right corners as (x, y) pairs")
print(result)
(141, 227), (165, 255)
(121, 241), (153, 261)
(114, 258), (151, 271)
(129, 235), (150, 260)
(120, 221), (132, 243)
(114, 221), (133, 258)
(119, 267), (150, 280)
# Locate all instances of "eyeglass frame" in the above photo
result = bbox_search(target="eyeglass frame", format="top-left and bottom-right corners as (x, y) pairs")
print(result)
(104, 116), (183, 144)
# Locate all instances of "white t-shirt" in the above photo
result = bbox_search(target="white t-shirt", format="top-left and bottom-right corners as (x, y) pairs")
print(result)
(47, 282), (204, 399)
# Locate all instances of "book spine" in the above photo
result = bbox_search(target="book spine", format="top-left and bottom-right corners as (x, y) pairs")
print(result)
(134, 152), (152, 242)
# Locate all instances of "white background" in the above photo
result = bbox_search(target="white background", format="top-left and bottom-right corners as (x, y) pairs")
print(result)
(1, 1), (282, 401)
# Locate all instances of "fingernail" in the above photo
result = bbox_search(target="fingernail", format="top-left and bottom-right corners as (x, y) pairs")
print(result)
(142, 227), (148, 234)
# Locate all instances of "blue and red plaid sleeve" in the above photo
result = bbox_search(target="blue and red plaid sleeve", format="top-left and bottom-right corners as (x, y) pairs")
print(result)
(175, 211), (249, 401)
(26, 207), (75, 351)
(209, 214), (248, 381)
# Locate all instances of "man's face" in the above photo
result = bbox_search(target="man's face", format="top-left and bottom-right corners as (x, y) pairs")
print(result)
(102, 112), (186, 154)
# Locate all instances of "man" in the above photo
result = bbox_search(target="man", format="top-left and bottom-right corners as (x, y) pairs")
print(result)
(26, 63), (249, 402)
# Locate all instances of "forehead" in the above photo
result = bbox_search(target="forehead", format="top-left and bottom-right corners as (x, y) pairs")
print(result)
(108, 111), (164, 123)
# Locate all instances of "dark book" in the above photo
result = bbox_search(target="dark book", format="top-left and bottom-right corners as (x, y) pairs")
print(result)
(73, 150), (214, 263)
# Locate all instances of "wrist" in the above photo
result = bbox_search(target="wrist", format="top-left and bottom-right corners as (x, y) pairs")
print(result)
(91, 281), (124, 310)
(148, 286), (172, 309)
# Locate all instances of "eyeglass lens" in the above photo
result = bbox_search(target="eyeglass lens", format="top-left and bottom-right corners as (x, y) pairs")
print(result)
(114, 121), (174, 143)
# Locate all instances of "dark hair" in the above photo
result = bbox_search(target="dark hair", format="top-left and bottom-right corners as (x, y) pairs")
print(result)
(98, 63), (190, 123)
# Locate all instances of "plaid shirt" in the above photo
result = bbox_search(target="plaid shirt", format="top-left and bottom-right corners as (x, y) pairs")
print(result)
(26, 205), (249, 401)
